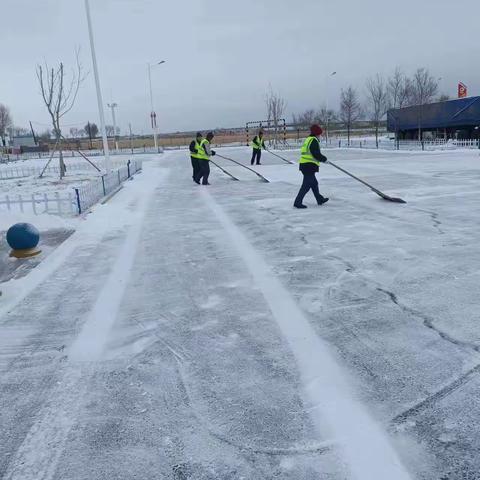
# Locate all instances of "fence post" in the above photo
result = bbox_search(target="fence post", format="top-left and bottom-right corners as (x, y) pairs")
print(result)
(117, 169), (121, 185)
(74, 188), (82, 214)
(101, 175), (106, 195)
(127, 160), (131, 178)
(55, 191), (62, 215)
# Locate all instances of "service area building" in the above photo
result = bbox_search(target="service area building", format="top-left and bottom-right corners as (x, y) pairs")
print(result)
(387, 96), (480, 140)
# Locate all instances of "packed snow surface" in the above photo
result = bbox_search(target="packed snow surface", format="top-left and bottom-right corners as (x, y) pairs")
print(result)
(1, 147), (480, 479)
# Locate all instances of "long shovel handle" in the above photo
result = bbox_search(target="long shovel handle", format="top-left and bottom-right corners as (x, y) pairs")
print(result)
(266, 149), (293, 164)
(326, 160), (406, 204)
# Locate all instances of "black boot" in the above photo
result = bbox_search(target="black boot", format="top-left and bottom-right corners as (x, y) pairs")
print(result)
(318, 197), (329, 205)
(294, 204), (307, 209)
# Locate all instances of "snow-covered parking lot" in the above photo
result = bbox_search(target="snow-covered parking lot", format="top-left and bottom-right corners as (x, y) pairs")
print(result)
(1, 147), (480, 479)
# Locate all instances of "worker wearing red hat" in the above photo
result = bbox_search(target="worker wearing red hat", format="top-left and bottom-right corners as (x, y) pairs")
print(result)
(293, 124), (329, 208)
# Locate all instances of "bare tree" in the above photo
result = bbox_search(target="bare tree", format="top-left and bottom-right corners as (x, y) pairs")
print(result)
(265, 84), (286, 146)
(69, 127), (79, 138)
(387, 67), (411, 110)
(292, 109), (316, 127)
(11, 126), (29, 136)
(366, 74), (389, 148)
(437, 94), (450, 102)
(105, 125), (115, 137)
(36, 49), (85, 178)
(408, 68), (439, 140)
(316, 105), (337, 125)
(38, 130), (52, 142)
(339, 86), (362, 145)
(0, 104), (12, 148)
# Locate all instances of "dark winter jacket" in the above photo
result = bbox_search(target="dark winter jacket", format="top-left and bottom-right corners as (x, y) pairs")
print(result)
(189, 140), (198, 155)
(299, 135), (327, 174)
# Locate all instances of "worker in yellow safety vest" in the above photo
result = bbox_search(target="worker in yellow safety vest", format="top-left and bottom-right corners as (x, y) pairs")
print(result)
(251, 130), (266, 165)
(293, 124), (329, 209)
(189, 132), (203, 182)
(194, 131), (216, 185)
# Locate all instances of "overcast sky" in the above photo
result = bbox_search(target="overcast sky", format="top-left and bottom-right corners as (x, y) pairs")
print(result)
(1, 0), (479, 135)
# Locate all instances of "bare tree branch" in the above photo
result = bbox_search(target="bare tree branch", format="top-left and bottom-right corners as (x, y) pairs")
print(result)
(339, 86), (362, 145)
(366, 74), (389, 148)
(265, 84), (287, 147)
(0, 104), (13, 147)
(36, 49), (86, 179)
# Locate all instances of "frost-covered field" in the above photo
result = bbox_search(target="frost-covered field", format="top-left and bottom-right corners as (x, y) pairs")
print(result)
(1, 147), (480, 479)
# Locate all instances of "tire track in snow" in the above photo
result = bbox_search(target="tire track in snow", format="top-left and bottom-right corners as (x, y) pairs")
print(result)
(202, 189), (412, 480)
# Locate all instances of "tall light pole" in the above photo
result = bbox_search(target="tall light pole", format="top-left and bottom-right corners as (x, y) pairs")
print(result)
(107, 102), (119, 152)
(84, 0), (111, 172)
(325, 71), (337, 145)
(147, 60), (166, 152)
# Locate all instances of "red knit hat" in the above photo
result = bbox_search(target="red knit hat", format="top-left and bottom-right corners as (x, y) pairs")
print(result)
(310, 124), (323, 136)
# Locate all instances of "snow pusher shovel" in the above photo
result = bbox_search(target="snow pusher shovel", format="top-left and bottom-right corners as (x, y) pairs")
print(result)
(326, 160), (406, 204)
(216, 153), (270, 183)
(210, 159), (239, 181)
(265, 149), (294, 164)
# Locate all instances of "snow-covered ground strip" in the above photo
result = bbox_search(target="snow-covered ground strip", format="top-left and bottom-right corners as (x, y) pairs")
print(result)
(1, 148), (480, 479)
(0, 153), (134, 172)
(0, 155), (147, 218)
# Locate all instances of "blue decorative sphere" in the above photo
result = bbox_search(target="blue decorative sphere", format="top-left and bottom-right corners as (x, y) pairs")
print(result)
(6, 223), (40, 250)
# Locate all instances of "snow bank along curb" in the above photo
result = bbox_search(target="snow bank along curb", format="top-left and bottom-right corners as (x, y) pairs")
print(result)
(201, 189), (412, 480)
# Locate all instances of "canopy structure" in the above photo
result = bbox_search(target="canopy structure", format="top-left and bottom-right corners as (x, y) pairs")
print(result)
(387, 96), (480, 139)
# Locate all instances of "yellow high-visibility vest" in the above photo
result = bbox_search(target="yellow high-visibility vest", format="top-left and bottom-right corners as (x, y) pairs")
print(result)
(299, 136), (320, 166)
(252, 136), (264, 150)
(197, 139), (210, 161)
(191, 140), (203, 159)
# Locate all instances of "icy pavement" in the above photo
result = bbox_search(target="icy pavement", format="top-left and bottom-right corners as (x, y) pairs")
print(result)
(1, 148), (480, 479)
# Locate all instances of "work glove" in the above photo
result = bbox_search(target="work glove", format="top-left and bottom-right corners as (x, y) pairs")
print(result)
(211, 150), (216, 156)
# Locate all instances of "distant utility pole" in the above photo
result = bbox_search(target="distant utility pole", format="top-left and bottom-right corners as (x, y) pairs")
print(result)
(129, 122), (133, 154)
(84, 0), (111, 172)
(87, 121), (93, 149)
(325, 71), (337, 144)
(147, 60), (166, 153)
(107, 102), (119, 152)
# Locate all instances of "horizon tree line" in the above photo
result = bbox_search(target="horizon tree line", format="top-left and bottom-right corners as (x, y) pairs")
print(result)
(291, 67), (444, 146)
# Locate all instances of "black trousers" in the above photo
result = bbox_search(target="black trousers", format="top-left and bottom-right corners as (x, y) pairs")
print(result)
(196, 160), (210, 184)
(294, 171), (325, 206)
(191, 156), (200, 180)
(251, 149), (261, 165)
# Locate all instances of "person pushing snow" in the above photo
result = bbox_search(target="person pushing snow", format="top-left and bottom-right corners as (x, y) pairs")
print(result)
(194, 131), (216, 185)
(251, 130), (266, 165)
(189, 132), (203, 182)
(294, 124), (329, 209)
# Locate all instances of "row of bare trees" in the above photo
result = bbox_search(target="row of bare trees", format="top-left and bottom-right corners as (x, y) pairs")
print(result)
(293, 67), (444, 146)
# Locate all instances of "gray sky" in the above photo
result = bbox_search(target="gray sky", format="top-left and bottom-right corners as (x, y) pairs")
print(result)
(1, 0), (479, 135)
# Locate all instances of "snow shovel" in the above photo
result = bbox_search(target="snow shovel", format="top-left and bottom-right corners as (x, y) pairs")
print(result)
(265, 149), (293, 164)
(326, 160), (406, 204)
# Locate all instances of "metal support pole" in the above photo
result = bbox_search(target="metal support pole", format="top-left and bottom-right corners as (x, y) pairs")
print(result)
(147, 63), (158, 152)
(108, 102), (119, 152)
(84, 0), (111, 173)
(74, 188), (82, 214)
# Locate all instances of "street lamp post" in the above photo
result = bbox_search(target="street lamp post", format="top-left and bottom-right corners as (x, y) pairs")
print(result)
(84, 0), (111, 172)
(325, 71), (337, 145)
(107, 102), (119, 152)
(147, 60), (166, 152)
